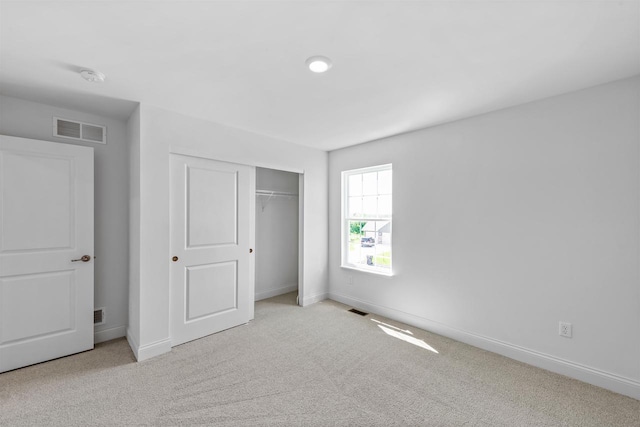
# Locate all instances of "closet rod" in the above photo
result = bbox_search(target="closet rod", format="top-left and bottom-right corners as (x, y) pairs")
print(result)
(255, 190), (298, 197)
(255, 190), (298, 212)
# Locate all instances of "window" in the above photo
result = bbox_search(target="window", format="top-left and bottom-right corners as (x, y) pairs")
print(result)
(342, 164), (392, 274)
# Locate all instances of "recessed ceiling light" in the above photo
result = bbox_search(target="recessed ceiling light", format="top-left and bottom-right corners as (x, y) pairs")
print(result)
(306, 56), (332, 73)
(80, 69), (106, 83)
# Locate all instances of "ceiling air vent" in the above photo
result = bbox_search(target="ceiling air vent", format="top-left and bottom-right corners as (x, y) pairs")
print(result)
(54, 117), (106, 144)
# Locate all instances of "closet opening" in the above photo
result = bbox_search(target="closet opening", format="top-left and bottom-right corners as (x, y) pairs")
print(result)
(255, 167), (302, 306)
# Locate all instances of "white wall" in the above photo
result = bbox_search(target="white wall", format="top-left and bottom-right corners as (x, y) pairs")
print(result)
(257, 167), (299, 194)
(129, 104), (328, 360)
(0, 95), (130, 344)
(328, 76), (640, 399)
(255, 168), (299, 301)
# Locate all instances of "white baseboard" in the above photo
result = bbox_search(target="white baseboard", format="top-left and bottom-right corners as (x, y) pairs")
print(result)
(329, 292), (640, 400)
(255, 284), (298, 301)
(94, 326), (126, 344)
(126, 328), (140, 360)
(126, 329), (172, 362)
(301, 292), (328, 307)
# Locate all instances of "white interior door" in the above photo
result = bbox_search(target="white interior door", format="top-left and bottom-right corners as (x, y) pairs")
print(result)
(170, 154), (254, 346)
(0, 135), (94, 373)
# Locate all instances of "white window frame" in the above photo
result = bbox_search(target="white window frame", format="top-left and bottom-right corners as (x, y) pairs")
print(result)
(341, 164), (392, 276)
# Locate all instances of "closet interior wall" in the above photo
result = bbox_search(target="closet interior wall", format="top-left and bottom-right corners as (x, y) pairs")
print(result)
(255, 167), (299, 301)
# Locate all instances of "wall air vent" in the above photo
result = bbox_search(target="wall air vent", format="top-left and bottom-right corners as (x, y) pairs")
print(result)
(94, 308), (106, 325)
(348, 308), (369, 316)
(54, 117), (106, 144)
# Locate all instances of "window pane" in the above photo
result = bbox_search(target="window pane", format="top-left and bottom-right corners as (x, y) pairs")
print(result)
(362, 196), (377, 217)
(362, 172), (377, 195)
(378, 195), (391, 218)
(347, 220), (391, 270)
(348, 174), (362, 196)
(348, 220), (367, 237)
(348, 197), (362, 217)
(378, 170), (392, 194)
(373, 221), (391, 270)
(348, 220), (366, 265)
(361, 220), (375, 239)
(348, 246), (363, 265)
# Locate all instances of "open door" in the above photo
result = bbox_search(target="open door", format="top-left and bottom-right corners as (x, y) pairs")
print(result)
(170, 153), (255, 346)
(0, 135), (94, 372)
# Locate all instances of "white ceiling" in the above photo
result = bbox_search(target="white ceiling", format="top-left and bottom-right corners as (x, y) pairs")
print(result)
(1, 1), (639, 151)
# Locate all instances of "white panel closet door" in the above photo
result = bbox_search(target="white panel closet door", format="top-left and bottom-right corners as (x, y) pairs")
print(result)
(170, 154), (255, 346)
(0, 135), (94, 373)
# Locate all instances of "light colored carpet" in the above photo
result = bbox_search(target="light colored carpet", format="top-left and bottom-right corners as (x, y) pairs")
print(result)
(1, 293), (638, 426)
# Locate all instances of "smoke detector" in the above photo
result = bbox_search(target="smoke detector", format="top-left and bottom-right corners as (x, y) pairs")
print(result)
(80, 69), (106, 83)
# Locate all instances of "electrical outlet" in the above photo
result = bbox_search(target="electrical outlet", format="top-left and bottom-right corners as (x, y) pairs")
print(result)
(347, 275), (353, 285)
(559, 322), (572, 338)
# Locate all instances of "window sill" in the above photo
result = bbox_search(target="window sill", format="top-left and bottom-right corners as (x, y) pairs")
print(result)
(341, 264), (393, 277)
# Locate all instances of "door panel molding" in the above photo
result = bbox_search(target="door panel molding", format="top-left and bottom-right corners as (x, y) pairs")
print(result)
(185, 261), (238, 321)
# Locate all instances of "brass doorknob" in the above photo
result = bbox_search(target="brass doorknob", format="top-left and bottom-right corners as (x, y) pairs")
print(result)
(71, 255), (91, 262)
(172, 256), (179, 262)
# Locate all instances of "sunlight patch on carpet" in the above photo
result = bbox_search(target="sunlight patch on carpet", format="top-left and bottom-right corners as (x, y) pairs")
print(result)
(371, 318), (413, 335)
(376, 324), (439, 353)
